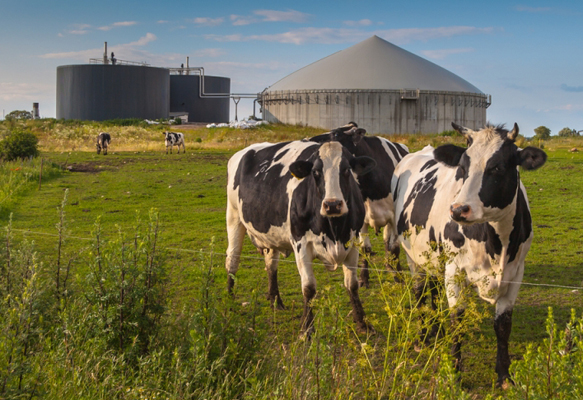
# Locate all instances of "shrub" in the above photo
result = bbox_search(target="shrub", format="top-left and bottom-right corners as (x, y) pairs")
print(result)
(0, 129), (39, 161)
(5, 110), (32, 121)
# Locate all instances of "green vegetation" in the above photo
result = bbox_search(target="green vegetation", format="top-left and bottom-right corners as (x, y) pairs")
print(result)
(0, 128), (40, 161)
(534, 125), (551, 141)
(0, 119), (582, 398)
(5, 110), (33, 121)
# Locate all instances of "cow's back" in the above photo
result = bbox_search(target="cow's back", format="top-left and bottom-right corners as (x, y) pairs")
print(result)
(227, 141), (319, 250)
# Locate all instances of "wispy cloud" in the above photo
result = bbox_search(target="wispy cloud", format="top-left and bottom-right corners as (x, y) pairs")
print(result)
(230, 9), (310, 26)
(421, 47), (474, 60)
(376, 26), (497, 44)
(343, 19), (373, 27)
(544, 103), (583, 112)
(191, 17), (224, 27)
(515, 5), (552, 13)
(0, 82), (52, 101)
(157, 20), (169, 24)
(230, 14), (257, 26)
(561, 84), (583, 93)
(206, 25), (497, 45)
(254, 9), (311, 23)
(98, 21), (138, 31)
(40, 33), (158, 62)
(66, 23), (91, 35)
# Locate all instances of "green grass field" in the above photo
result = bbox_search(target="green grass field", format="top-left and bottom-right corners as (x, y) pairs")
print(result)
(1, 120), (583, 399)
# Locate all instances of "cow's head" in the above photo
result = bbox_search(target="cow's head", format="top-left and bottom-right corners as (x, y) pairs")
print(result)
(289, 142), (376, 217)
(328, 123), (367, 152)
(434, 122), (546, 224)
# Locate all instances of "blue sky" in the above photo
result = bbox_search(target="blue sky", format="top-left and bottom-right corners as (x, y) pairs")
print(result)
(1, 0), (581, 136)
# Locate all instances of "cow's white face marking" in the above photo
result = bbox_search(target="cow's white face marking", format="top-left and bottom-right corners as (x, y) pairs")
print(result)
(453, 129), (511, 224)
(319, 142), (349, 217)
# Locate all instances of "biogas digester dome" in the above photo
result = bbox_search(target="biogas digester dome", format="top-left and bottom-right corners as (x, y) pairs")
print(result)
(260, 36), (490, 134)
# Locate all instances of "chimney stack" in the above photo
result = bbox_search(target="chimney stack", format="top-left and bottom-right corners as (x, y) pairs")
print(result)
(32, 103), (40, 119)
(103, 42), (109, 64)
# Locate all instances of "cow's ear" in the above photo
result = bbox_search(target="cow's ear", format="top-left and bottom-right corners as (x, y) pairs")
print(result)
(434, 144), (466, 167)
(289, 160), (313, 179)
(352, 128), (366, 145)
(518, 147), (547, 170)
(350, 156), (376, 176)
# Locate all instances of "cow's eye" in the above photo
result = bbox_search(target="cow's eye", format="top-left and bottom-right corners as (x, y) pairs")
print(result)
(313, 170), (321, 178)
(343, 168), (350, 177)
(490, 166), (502, 174)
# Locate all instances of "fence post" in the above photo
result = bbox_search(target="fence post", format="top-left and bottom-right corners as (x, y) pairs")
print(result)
(38, 158), (43, 190)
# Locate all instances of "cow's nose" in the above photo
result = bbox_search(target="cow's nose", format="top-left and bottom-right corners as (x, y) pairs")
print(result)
(450, 203), (471, 221)
(323, 199), (344, 215)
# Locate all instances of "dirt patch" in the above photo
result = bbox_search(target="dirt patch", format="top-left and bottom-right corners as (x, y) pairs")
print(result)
(66, 163), (107, 173)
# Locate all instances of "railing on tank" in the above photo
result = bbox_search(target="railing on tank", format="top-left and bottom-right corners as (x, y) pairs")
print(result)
(89, 58), (150, 66)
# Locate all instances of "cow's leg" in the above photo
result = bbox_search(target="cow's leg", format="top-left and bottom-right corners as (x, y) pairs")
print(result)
(225, 203), (246, 294)
(494, 276), (521, 387)
(344, 247), (371, 334)
(494, 309), (513, 387)
(181, 142), (186, 153)
(446, 263), (465, 371)
(358, 224), (371, 288)
(384, 221), (403, 282)
(103, 144), (108, 155)
(295, 245), (316, 335)
(451, 307), (465, 372)
(264, 249), (285, 310)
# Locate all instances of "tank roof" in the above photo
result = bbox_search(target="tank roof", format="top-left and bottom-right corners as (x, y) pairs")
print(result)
(267, 35), (483, 94)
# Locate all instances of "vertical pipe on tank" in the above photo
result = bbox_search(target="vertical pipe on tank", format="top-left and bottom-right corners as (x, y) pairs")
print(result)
(186, 57), (189, 75)
(103, 42), (108, 65)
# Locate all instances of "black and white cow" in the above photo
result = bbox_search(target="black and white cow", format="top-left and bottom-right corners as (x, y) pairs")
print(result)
(311, 123), (409, 286)
(226, 140), (376, 333)
(392, 122), (546, 385)
(163, 131), (185, 154)
(96, 132), (111, 155)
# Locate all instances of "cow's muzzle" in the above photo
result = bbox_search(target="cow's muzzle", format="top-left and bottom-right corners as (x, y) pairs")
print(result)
(322, 199), (346, 216)
(450, 203), (471, 222)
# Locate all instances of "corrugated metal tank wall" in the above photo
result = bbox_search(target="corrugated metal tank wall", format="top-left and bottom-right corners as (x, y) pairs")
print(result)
(261, 90), (488, 134)
(56, 65), (169, 121)
(170, 75), (230, 123)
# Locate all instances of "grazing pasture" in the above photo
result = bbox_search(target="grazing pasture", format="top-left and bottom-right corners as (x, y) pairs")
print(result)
(1, 119), (583, 399)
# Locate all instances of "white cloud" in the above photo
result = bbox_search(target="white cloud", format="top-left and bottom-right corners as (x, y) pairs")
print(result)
(421, 47), (474, 60)
(98, 21), (137, 31)
(157, 20), (169, 24)
(254, 9), (311, 23)
(205, 25), (497, 45)
(230, 14), (257, 26)
(375, 26), (497, 44)
(39, 33), (158, 62)
(191, 17), (224, 27)
(343, 19), (373, 27)
(0, 82), (52, 102)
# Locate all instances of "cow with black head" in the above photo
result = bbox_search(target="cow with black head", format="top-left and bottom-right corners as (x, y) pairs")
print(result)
(311, 122), (409, 286)
(392, 122), (546, 386)
(96, 132), (111, 155)
(226, 140), (376, 334)
(163, 131), (185, 154)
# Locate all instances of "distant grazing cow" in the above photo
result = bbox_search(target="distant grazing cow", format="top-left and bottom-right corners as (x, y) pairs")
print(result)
(392, 122), (546, 385)
(163, 131), (185, 154)
(311, 122), (409, 286)
(96, 132), (111, 155)
(226, 140), (376, 334)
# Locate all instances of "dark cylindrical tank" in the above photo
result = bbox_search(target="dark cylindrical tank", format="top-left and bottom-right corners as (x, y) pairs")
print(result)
(170, 75), (230, 123)
(56, 64), (169, 121)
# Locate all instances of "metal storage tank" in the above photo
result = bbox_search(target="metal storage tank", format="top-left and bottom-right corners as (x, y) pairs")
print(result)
(260, 36), (490, 134)
(56, 64), (169, 121)
(169, 74), (230, 123)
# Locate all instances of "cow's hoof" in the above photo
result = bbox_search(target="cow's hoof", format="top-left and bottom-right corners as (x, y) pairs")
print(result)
(356, 322), (375, 335)
(358, 278), (370, 288)
(268, 296), (286, 310)
(496, 376), (514, 389)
